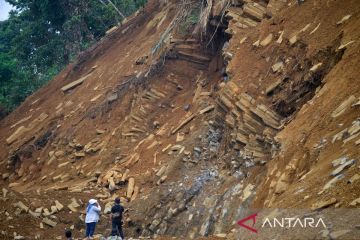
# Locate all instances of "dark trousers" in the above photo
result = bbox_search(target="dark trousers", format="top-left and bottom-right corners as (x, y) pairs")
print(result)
(86, 222), (97, 237)
(111, 219), (124, 239)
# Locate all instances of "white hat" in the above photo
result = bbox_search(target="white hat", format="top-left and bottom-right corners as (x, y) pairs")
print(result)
(89, 199), (97, 204)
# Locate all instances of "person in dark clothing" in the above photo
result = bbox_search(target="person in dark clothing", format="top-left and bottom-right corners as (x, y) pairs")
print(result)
(65, 229), (72, 240)
(111, 197), (125, 239)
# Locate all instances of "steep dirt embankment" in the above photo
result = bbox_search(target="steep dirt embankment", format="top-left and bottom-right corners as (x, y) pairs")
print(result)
(0, 0), (360, 239)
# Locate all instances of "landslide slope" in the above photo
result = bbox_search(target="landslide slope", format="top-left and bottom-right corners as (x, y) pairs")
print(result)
(0, 0), (360, 239)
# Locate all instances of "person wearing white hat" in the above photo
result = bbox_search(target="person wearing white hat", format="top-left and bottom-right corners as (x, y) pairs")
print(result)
(85, 199), (101, 239)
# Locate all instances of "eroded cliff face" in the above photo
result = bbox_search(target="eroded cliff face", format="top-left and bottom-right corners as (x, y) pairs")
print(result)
(0, 0), (359, 239)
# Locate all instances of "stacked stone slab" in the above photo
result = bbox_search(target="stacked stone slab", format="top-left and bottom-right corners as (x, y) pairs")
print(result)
(216, 82), (282, 160)
(168, 38), (211, 66)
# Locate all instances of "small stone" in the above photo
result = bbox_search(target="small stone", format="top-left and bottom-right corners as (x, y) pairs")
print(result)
(323, 174), (343, 191)
(2, 188), (8, 198)
(336, 14), (351, 25)
(348, 174), (360, 184)
(14, 201), (29, 213)
(14, 236), (25, 240)
(260, 33), (273, 47)
(331, 159), (355, 176)
(311, 198), (337, 210)
(54, 151), (65, 158)
(74, 152), (85, 158)
(350, 197), (360, 206)
(332, 156), (347, 167)
(153, 121), (160, 128)
(272, 61), (284, 73)
(2, 173), (9, 180)
(215, 233), (227, 238)
(193, 147), (201, 153)
(94, 171), (101, 178)
(96, 129), (105, 134)
(310, 63), (322, 72)
(54, 200), (64, 211)
(330, 230), (351, 239)
(289, 35), (297, 45)
(42, 217), (57, 227)
(157, 175), (167, 185)
(184, 104), (190, 111)
(275, 181), (288, 194)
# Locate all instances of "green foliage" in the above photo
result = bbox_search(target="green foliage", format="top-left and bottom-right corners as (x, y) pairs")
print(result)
(178, 5), (201, 36)
(0, 0), (147, 113)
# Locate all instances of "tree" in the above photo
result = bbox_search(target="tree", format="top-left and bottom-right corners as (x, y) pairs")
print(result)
(0, 0), (147, 114)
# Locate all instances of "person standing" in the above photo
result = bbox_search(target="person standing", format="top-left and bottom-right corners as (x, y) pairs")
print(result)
(65, 229), (72, 240)
(110, 198), (125, 239)
(85, 199), (101, 239)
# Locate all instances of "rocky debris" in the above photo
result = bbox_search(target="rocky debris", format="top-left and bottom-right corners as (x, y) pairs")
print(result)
(272, 61), (284, 73)
(265, 78), (282, 95)
(2, 173), (10, 180)
(311, 198), (337, 210)
(96, 129), (105, 134)
(310, 23), (321, 35)
(310, 62), (322, 72)
(156, 166), (167, 177)
(322, 174), (343, 191)
(127, 178), (135, 198)
(2, 188), (8, 198)
(135, 55), (148, 65)
(67, 198), (80, 212)
(331, 159), (355, 176)
(348, 174), (360, 184)
(331, 95), (356, 118)
(14, 201), (29, 213)
(42, 217), (57, 227)
(74, 152), (85, 158)
(54, 200), (64, 211)
(338, 40), (355, 50)
(61, 73), (92, 93)
(330, 230), (351, 239)
(157, 175), (167, 185)
(6, 113), (48, 145)
(199, 105), (215, 114)
(275, 180), (288, 194)
(350, 197), (360, 206)
(336, 14), (351, 25)
(171, 114), (195, 134)
(332, 156), (348, 167)
(289, 34), (297, 45)
(260, 33), (273, 47)
(131, 186), (140, 201)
